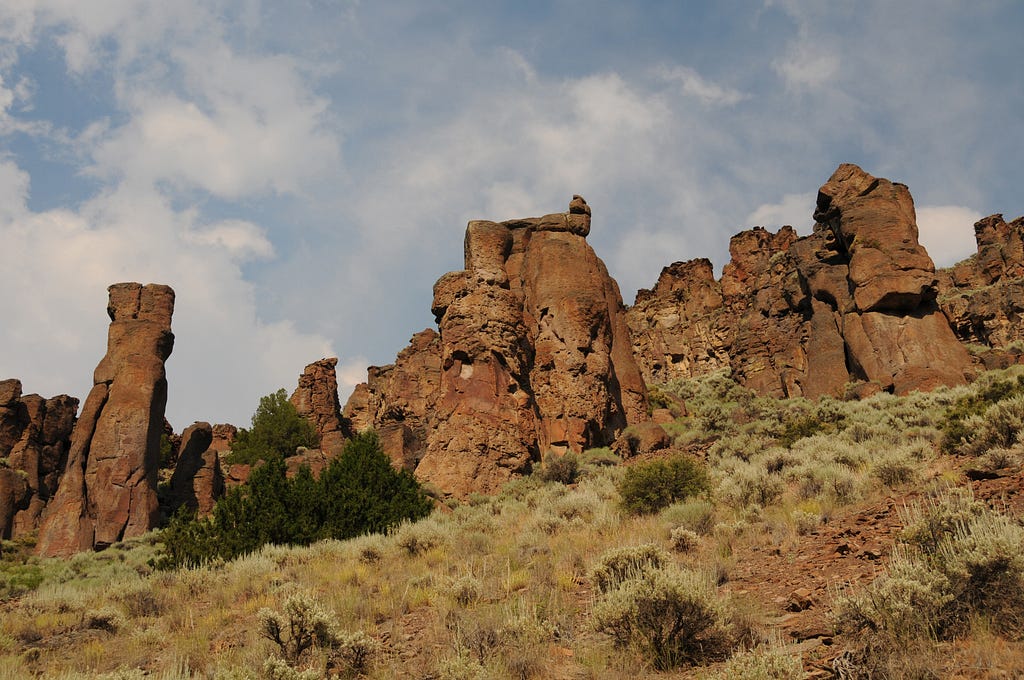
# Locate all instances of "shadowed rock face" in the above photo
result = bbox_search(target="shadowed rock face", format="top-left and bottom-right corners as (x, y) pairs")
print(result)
(628, 164), (972, 398)
(168, 422), (224, 517)
(36, 283), (174, 557)
(0, 380), (78, 540)
(345, 197), (648, 496)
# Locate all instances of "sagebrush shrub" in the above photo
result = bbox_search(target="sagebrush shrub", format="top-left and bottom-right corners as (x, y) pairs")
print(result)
(591, 544), (669, 594)
(618, 455), (709, 514)
(592, 567), (731, 669)
(258, 593), (340, 664)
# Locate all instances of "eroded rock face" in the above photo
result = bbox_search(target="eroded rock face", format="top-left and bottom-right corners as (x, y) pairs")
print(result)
(938, 215), (1024, 363)
(168, 422), (224, 517)
(345, 197), (648, 496)
(0, 379), (78, 540)
(627, 164), (971, 398)
(36, 283), (175, 556)
(290, 358), (352, 456)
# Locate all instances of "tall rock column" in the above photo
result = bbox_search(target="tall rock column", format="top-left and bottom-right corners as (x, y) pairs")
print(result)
(411, 196), (648, 495)
(36, 283), (175, 556)
(290, 358), (352, 456)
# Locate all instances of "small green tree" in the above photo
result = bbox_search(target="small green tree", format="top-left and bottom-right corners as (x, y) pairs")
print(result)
(157, 430), (432, 569)
(618, 455), (709, 515)
(227, 389), (319, 465)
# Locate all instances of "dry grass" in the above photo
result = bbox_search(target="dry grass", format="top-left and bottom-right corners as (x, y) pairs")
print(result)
(1, 368), (1023, 677)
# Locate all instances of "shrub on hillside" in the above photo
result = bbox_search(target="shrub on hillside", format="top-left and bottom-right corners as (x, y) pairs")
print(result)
(592, 566), (731, 669)
(157, 431), (432, 568)
(534, 452), (580, 484)
(227, 389), (319, 465)
(836, 495), (1024, 669)
(618, 455), (709, 515)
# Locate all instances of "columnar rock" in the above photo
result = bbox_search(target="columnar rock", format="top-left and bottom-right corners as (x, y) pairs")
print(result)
(36, 283), (175, 556)
(289, 358), (352, 455)
(0, 379), (78, 540)
(345, 197), (648, 496)
(627, 164), (971, 397)
(168, 422), (224, 517)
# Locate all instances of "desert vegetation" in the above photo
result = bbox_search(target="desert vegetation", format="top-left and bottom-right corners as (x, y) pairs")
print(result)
(2, 368), (1023, 678)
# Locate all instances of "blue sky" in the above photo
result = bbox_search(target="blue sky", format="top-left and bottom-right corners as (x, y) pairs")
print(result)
(1, 1), (1022, 429)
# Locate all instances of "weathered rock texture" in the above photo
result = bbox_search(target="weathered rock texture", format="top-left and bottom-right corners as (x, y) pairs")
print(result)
(168, 422), (224, 517)
(938, 215), (1024, 368)
(627, 164), (972, 398)
(289, 358), (352, 456)
(36, 283), (175, 556)
(0, 379), (78, 540)
(345, 197), (648, 496)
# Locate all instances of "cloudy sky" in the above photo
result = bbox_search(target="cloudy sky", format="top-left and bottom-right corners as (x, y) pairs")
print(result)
(1, 1), (1022, 429)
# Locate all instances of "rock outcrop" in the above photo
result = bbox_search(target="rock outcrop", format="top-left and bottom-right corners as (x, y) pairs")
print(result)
(289, 358), (352, 456)
(36, 283), (175, 556)
(938, 215), (1024, 366)
(628, 164), (972, 398)
(0, 379), (78, 540)
(168, 422), (224, 517)
(345, 197), (648, 495)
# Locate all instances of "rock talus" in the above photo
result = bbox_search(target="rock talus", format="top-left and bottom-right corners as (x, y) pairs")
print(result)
(36, 283), (175, 556)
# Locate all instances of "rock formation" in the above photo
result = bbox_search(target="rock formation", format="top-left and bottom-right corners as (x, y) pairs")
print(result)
(938, 214), (1024, 367)
(627, 164), (972, 398)
(36, 283), (175, 556)
(289, 358), (352, 456)
(345, 197), (648, 495)
(168, 422), (224, 517)
(0, 379), (77, 540)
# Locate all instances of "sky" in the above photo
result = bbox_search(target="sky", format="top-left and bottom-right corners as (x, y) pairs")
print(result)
(1, 1), (1022, 430)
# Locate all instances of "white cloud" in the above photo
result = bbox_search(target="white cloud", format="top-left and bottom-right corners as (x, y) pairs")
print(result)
(0, 163), (334, 428)
(916, 205), (981, 268)
(336, 356), (370, 405)
(773, 40), (839, 90)
(659, 65), (747, 106)
(745, 192), (816, 233)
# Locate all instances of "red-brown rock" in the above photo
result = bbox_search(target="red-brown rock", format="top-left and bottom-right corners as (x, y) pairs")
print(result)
(0, 379), (78, 540)
(627, 164), (971, 399)
(36, 283), (175, 556)
(168, 422), (224, 517)
(346, 197), (648, 496)
(289, 358), (352, 456)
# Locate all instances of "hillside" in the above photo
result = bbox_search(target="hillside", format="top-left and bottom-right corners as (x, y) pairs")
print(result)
(2, 367), (1023, 678)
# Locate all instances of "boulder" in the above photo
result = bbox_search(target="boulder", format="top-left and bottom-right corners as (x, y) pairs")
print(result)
(36, 283), (174, 556)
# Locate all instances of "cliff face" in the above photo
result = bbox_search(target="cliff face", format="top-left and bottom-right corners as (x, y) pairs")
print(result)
(0, 380), (78, 540)
(938, 215), (1024, 368)
(36, 283), (175, 557)
(345, 197), (648, 496)
(627, 164), (973, 398)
